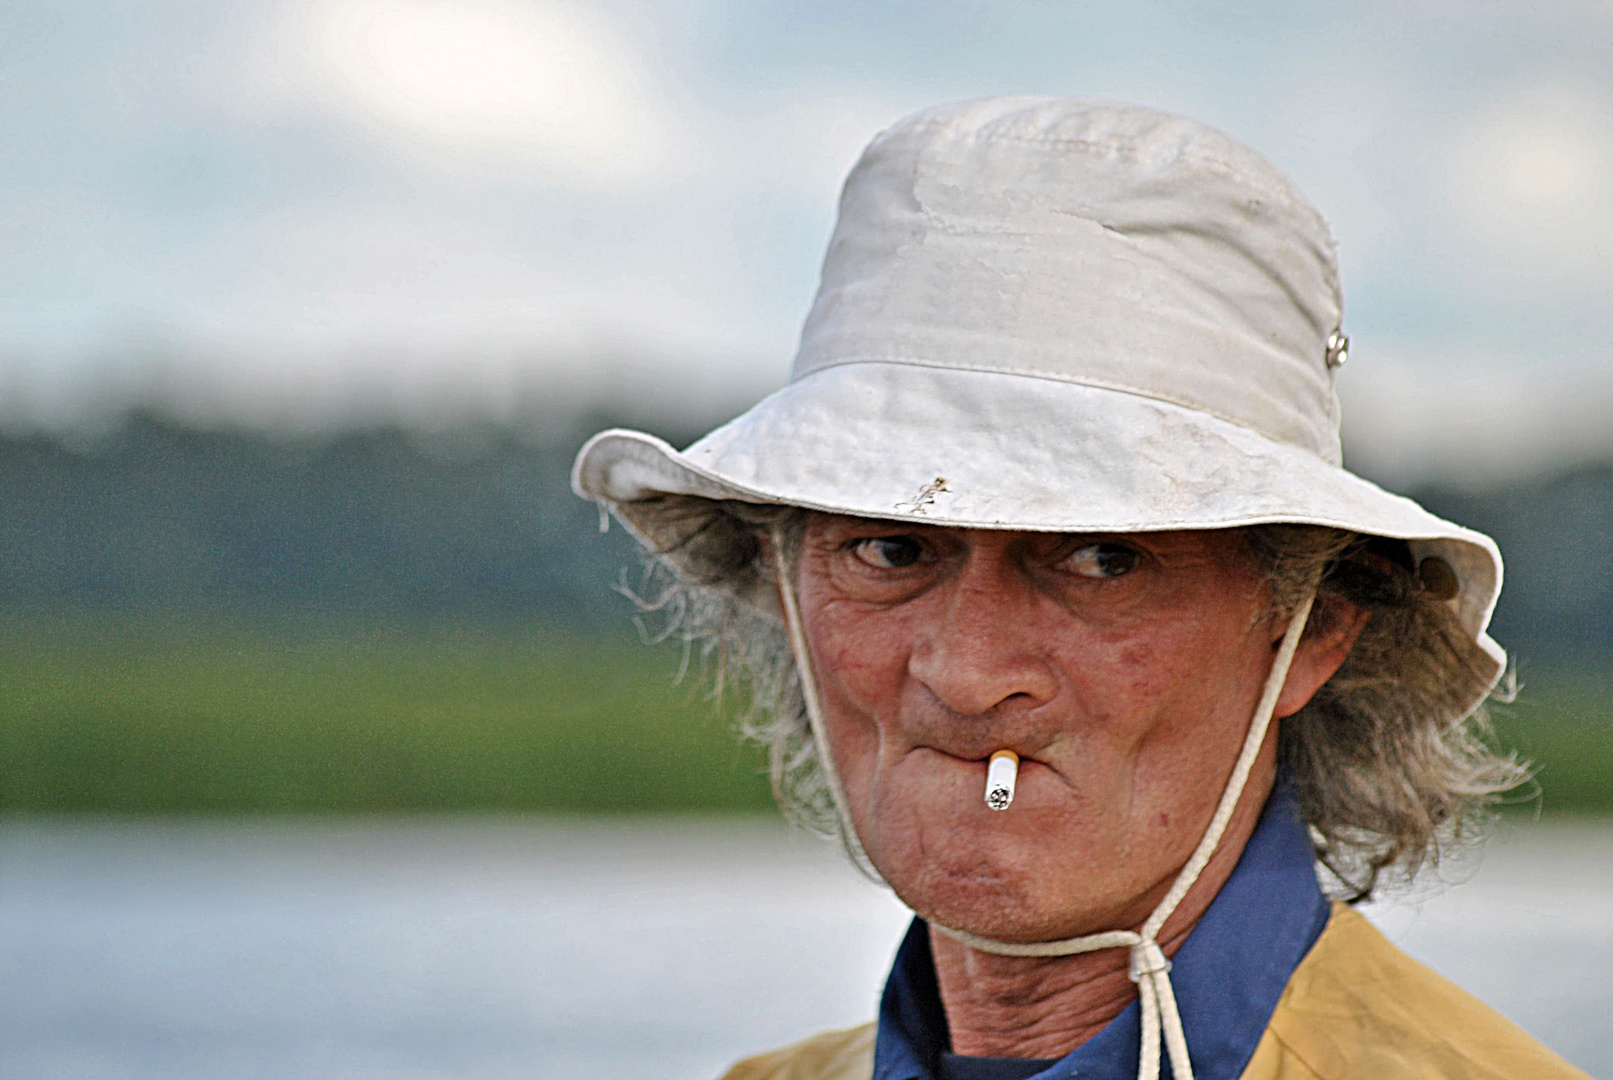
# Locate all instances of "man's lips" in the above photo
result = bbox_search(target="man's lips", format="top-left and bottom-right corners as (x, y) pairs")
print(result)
(905, 745), (1080, 798)
(916, 745), (1047, 777)
(923, 744), (1040, 764)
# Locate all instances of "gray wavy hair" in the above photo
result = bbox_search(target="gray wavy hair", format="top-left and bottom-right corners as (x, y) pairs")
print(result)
(623, 496), (1529, 901)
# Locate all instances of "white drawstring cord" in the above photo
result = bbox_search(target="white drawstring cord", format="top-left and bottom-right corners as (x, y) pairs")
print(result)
(773, 528), (880, 878)
(772, 528), (1315, 1080)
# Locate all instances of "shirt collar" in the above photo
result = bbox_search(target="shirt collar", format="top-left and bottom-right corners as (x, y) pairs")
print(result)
(872, 782), (1331, 1080)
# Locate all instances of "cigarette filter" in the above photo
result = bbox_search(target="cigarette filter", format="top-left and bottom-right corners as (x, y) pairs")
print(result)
(984, 750), (1018, 811)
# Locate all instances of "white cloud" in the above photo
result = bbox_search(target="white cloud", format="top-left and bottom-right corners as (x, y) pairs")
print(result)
(303, 0), (691, 186)
(1441, 79), (1613, 283)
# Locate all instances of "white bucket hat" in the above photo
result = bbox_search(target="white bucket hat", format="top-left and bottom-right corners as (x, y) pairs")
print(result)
(574, 96), (1505, 686)
(572, 97), (1508, 1080)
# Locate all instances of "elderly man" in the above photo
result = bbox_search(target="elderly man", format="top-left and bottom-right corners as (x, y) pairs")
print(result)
(573, 99), (1585, 1079)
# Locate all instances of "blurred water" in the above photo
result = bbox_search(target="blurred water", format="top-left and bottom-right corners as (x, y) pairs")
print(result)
(0, 817), (1606, 1080)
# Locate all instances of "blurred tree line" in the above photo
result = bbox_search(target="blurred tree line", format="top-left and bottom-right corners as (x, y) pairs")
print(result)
(0, 412), (666, 633)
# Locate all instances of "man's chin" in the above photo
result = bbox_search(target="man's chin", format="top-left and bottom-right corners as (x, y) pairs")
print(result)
(880, 853), (1094, 944)
(915, 890), (1100, 945)
(860, 794), (1124, 939)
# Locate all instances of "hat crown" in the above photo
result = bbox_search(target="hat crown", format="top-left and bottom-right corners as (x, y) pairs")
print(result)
(793, 97), (1345, 463)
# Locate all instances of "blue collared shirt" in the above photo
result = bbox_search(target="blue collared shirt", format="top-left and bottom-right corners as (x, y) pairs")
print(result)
(872, 784), (1331, 1080)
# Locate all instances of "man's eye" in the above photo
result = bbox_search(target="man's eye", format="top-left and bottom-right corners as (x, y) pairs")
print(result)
(1062, 542), (1140, 579)
(852, 537), (928, 569)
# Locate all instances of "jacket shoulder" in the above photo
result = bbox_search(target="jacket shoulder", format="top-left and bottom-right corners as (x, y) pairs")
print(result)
(718, 1023), (876, 1080)
(1243, 902), (1589, 1080)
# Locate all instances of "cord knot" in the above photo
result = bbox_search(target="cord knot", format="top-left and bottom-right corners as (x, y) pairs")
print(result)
(1128, 940), (1171, 983)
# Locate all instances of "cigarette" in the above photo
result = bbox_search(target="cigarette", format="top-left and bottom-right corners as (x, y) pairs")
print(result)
(984, 750), (1019, 811)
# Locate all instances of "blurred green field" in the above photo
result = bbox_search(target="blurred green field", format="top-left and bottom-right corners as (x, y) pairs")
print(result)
(1490, 668), (1613, 815)
(0, 616), (1607, 815)
(0, 617), (773, 814)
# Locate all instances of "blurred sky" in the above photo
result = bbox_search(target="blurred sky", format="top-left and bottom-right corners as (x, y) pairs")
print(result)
(0, 0), (1610, 484)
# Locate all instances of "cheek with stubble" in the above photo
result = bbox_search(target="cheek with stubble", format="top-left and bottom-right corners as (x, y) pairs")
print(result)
(809, 603), (905, 807)
(1078, 616), (1267, 842)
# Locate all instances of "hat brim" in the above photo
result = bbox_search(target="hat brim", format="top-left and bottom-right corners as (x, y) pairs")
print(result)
(573, 361), (1504, 679)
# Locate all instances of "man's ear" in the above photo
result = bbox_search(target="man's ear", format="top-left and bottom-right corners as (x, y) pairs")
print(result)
(1274, 598), (1370, 719)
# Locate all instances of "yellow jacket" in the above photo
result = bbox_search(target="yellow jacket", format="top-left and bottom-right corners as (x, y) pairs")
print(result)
(719, 904), (1589, 1080)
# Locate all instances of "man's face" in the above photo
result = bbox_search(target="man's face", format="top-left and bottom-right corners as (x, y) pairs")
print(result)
(791, 517), (1295, 942)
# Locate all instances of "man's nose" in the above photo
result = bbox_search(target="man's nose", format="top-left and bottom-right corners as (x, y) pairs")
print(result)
(905, 554), (1059, 717)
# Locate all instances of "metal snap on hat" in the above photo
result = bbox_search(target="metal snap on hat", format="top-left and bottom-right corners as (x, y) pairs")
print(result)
(572, 96), (1506, 691)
